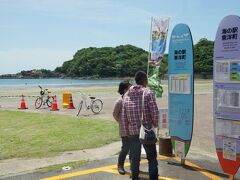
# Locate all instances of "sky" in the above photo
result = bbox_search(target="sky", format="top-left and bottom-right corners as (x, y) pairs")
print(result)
(0, 0), (239, 74)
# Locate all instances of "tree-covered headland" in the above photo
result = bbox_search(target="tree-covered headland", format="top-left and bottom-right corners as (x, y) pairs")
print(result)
(0, 38), (214, 79)
(55, 38), (214, 79)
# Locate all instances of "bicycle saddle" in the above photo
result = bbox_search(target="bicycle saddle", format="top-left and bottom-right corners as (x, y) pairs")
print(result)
(89, 96), (95, 99)
(40, 91), (44, 95)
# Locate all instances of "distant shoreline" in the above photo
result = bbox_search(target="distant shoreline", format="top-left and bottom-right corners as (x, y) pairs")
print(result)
(0, 78), (124, 89)
(0, 77), (134, 80)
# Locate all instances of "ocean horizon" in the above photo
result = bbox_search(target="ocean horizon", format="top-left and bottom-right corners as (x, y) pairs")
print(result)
(0, 78), (122, 88)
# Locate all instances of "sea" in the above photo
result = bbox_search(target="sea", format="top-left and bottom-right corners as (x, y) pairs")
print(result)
(0, 78), (122, 88)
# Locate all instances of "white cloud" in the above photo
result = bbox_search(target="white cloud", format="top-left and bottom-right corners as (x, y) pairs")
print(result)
(0, 48), (75, 74)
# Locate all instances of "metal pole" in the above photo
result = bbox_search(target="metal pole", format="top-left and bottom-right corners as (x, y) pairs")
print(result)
(147, 16), (153, 78)
(229, 174), (234, 180)
(181, 158), (185, 165)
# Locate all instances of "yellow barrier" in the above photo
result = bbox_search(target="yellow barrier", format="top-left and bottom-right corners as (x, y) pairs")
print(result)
(62, 92), (71, 108)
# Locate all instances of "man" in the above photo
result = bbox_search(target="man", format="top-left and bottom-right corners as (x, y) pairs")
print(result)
(121, 71), (159, 180)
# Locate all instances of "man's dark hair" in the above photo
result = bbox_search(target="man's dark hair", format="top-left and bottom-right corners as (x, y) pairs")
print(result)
(118, 80), (131, 95)
(135, 71), (147, 85)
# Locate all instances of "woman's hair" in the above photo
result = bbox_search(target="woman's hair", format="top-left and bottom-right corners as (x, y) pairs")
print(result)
(118, 80), (131, 95)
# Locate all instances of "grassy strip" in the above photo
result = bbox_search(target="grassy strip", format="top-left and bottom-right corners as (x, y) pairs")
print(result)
(0, 110), (119, 160)
(37, 160), (88, 173)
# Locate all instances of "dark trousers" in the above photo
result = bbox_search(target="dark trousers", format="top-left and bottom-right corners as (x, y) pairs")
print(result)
(143, 143), (158, 180)
(118, 136), (130, 167)
(129, 135), (158, 180)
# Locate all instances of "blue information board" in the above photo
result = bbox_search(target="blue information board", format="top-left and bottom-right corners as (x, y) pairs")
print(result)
(168, 24), (194, 158)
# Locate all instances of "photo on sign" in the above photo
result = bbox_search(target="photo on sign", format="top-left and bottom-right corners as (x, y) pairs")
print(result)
(215, 61), (229, 82)
(175, 140), (185, 158)
(215, 60), (240, 83)
(230, 61), (240, 81)
(215, 118), (240, 139)
(216, 89), (240, 114)
(169, 74), (191, 94)
(223, 138), (237, 161)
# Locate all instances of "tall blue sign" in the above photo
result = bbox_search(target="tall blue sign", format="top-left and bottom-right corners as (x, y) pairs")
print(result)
(168, 24), (194, 159)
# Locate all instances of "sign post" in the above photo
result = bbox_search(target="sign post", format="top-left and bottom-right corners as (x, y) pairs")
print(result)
(168, 24), (194, 163)
(213, 15), (240, 179)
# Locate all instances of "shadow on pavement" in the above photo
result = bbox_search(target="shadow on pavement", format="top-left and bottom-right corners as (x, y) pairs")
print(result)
(167, 161), (229, 178)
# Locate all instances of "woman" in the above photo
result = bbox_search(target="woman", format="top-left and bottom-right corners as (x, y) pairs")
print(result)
(112, 80), (131, 175)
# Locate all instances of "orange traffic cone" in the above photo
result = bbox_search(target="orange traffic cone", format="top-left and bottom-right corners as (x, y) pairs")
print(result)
(18, 95), (28, 109)
(68, 95), (75, 109)
(50, 95), (59, 111)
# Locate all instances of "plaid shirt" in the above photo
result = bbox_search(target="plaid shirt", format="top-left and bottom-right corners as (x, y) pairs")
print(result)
(121, 85), (159, 136)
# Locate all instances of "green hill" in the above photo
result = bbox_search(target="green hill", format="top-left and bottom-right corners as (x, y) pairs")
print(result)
(55, 44), (148, 78)
(0, 39), (214, 79)
(55, 39), (214, 79)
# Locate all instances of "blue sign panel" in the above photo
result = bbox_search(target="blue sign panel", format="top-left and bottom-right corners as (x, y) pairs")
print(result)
(168, 24), (194, 157)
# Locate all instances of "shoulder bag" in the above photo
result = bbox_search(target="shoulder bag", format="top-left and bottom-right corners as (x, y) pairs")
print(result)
(139, 89), (157, 144)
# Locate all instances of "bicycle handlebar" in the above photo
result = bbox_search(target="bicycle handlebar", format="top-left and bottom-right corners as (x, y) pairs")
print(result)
(38, 85), (51, 95)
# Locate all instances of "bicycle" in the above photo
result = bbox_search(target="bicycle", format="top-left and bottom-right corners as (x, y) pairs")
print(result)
(35, 85), (54, 109)
(76, 92), (103, 116)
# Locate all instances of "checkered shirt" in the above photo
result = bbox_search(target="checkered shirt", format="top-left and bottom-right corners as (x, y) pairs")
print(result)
(121, 85), (159, 136)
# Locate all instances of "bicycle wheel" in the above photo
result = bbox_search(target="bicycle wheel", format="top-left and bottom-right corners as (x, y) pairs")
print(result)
(47, 96), (54, 107)
(76, 101), (83, 116)
(91, 99), (103, 114)
(35, 97), (43, 109)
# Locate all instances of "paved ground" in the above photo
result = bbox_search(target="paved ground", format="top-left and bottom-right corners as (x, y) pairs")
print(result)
(0, 142), (122, 177)
(1, 149), (239, 180)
